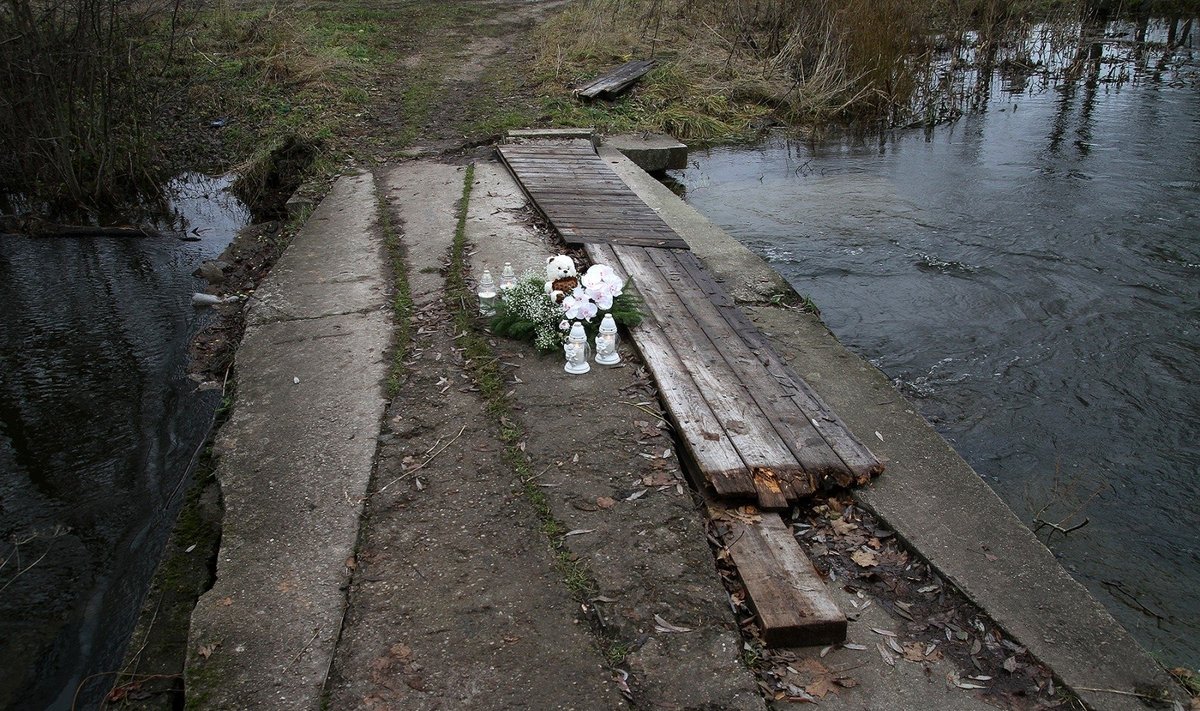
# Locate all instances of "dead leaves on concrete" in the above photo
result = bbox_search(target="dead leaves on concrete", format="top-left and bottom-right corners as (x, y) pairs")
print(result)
(705, 493), (1067, 708)
(790, 494), (1063, 707)
(768, 658), (857, 703)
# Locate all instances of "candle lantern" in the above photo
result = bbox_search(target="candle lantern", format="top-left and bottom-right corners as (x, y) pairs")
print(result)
(477, 269), (497, 316)
(595, 313), (621, 365)
(499, 262), (517, 290)
(564, 321), (591, 374)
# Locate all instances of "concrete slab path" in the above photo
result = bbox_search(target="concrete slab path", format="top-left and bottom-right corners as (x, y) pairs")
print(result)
(325, 162), (622, 710)
(184, 172), (391, 709)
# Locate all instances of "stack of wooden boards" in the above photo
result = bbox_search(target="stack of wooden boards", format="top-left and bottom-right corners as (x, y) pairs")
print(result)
(497, 137), (885, 646)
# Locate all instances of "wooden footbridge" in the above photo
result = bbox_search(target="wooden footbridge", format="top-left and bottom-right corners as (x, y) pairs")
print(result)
(498, 139), (882, 509)
(497, 136), (884, 645)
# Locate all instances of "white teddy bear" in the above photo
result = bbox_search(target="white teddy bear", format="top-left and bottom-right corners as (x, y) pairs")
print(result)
(544, 254), (579, 304)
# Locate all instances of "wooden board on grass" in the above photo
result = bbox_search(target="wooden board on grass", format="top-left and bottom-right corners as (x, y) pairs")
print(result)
(576, 59), (655, 100)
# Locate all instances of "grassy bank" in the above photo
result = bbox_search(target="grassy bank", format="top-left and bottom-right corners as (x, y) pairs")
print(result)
(529, 0), (1196, 141)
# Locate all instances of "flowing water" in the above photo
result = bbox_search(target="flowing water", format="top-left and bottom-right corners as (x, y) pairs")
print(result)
(0, 175), (249, 709)
(673, 19), (1199, 667)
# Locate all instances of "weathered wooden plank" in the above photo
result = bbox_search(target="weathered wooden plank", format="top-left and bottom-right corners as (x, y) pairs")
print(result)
(565, 234), (689, 249)
(576, 59), (655, 100)
(674, 252), (883, 485)
(612, 245), (803, 509)
(585, 243), (756, 497)
(500, 139), (596, 153)
(646, 249), (851, 494)
(726, 512), (847, 647)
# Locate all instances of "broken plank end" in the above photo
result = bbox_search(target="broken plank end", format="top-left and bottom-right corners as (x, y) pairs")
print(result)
(729, 513), (846, 648)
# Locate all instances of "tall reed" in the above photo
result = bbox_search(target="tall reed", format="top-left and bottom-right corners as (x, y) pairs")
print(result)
(0, 0), (189, 214)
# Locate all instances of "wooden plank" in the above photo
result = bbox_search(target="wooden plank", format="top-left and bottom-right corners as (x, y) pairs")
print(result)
(646, 249), (851, 494)
(500, 139), (595, 153)
(727, 512), (847, 647)
(585, 243), (756, 497)
(674, 252), (883, 485)
(576, 59), (655, 100)
(566, 234), (689, 249)
(612, 245), (802, 509)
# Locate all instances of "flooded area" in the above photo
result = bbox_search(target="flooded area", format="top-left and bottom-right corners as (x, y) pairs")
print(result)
(0, 175), (249, 709)
(673, 19), (1199, 668)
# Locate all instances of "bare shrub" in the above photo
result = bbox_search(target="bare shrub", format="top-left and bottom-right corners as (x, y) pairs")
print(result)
(0, 0), (191, 213)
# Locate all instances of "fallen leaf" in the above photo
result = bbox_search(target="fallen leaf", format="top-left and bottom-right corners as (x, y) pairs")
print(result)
(805, 675), (837, 699)
(564, 529), (595, 537)
(902, 642), (927, 662)
(843, 643), (868, 651)
(877, 642), (896, 667)
(851, 550), (879, 567)
(918, 585), (940, 594)
(871, 627), (897, 637)
(626, 489), (648, 501)
(596, 496), (615, 509)
(831, 519), (857, 536)
(948, 672), (988, 690)
(1002, 656), (1019, 673)
(197, 643), (217, 659)
(219, 596), (234, 607)
(653, 614), (692, 633)
(886, 637), (905, 655)
(875, 430), (884, 441)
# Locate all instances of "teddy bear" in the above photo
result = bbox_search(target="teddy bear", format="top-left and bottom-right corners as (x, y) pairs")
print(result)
(545, 254), (579, 303)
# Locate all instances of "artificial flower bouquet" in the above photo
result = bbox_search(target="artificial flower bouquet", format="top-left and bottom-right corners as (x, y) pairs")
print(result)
(490, 263), (643, 352)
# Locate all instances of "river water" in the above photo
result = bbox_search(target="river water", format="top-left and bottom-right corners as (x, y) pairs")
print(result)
(0, 175), (248, 709)
(673, 20), (1199, 667)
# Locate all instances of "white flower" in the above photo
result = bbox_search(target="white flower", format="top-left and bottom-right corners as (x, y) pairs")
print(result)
(559, 320), (570, 331)
(588, 287), (614, 310)
(563, 287), (598, 321)
(582, 264), (623, 299)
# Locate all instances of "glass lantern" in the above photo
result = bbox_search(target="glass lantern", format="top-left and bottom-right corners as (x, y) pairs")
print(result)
(595, 313), (621, 365)
(564, 321), (591, 374)
(477, 269), (497, 316)
(499, 262), (517, 290)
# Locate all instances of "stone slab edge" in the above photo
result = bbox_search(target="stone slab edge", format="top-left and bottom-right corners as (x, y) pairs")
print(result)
(184, 172), (391, 710)
(597, 151), (1186, 710)
(604, 133), (689, 172)
(596, 145), (792, 304)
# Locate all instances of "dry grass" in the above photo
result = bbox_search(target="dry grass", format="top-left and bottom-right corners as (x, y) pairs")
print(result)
(531, 0), (1091, 139)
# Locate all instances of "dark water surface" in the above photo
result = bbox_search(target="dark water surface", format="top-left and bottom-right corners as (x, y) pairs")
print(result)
(0, 175), (248, 709)
(674, 20), (1199, 666)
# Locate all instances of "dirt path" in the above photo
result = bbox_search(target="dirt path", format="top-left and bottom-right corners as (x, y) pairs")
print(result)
(326, 162), (619, 710)
(343, 0), (568, 157)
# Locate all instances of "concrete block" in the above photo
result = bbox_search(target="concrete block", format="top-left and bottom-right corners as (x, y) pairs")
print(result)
(605, 133), (688, 172)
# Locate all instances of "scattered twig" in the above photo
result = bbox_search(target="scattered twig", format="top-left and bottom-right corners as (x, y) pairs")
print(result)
(71, 671), (180, 710)
(618, 400), (672, 428)
(1074, 686), (1177, 701)
(0, 530), (61, 594)
(282, 627), (321, 674)
(1101, 580), (1167, 623)
(1033, 516), (1090, 538)
(373, 425), (467, 494)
